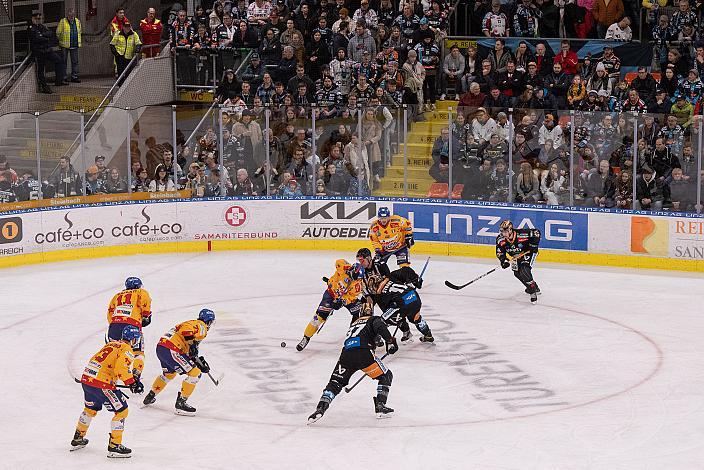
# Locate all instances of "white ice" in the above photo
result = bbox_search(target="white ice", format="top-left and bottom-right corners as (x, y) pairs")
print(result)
(2, 251), (704, 470)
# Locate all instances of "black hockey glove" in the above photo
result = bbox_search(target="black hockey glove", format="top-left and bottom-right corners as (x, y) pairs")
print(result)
(194, 355), (210, 374)
(129, 378), (144, 394)
(322, 276), (329, 283)
(501, 260), (510, 269)
(188, 342), (199, 359)
(386, 337), (398, 355)
(412, 277), (423, 289)
(405, 233), (415, 248)
(141, 316), (152, 327)
(331, 298), (344, 310)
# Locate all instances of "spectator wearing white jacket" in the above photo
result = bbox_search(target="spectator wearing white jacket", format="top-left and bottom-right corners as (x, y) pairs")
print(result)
(538, 113), (563, 150)
(471, 108), (497, 145)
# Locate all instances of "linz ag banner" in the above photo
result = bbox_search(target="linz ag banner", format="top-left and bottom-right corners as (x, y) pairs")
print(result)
(392, 203), (589, 251)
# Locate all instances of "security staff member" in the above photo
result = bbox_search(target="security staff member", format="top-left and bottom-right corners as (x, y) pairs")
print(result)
(110, 20), (142, 84)
(29, 10), (66, 94)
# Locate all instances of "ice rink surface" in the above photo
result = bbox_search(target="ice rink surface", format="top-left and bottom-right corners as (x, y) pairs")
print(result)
(2, 250), (704, 470)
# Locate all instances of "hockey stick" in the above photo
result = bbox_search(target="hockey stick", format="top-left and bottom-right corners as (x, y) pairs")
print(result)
(188, 357), (222, 386)
(444, 268), (497, 290)
(344, 324), (400, 393)
(73, 377), (131, 389)
(418, 256), (430, 279)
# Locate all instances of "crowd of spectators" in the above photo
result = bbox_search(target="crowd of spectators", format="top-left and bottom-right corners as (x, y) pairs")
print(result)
(12, 1), (704, 212)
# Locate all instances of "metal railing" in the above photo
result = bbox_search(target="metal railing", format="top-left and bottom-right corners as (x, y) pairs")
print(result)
(0, 53), (30, 100)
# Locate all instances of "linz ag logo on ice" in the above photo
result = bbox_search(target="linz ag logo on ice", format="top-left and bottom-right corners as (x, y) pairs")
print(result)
(225, 205), (247, 227)
(0, 217), (22, 244)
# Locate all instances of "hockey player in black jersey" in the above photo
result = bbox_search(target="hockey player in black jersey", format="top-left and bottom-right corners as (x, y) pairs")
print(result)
(496, 220), (541, 303)
(308, 306), (398, 424)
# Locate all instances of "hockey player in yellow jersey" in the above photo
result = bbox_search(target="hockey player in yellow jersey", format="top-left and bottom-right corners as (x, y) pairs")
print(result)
(369, 207), (413, 275)
(142, 309), (215, 415)
(71, 325), (144, 458)
(106, 277), (152, 379)
(296, 259), (366, 351)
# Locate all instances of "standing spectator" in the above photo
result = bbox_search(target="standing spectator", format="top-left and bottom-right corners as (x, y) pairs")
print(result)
(414, 30), (440, 109)
(110, 21), (142, 82)
(29, 10), (65, 94)
(537, 0), (560, 38)
(402, 49), (426, 110)
(51, 156), (82, 198)
(670, 0), (698, 34)
(140, 8), (163, 58)
(56, 8), (81, 83)
(488, 38), (513, 74)
(513, 0), (542, 37)
(553, 40), (578, 76)
(592, 0), (624, 38)
(276, 46), (298, 84)
(110, 8), (129, 35)
(482, 0), (509, 37)
(544, 62), (569, 108)
(348, 21), (377, 63)
(353, 0), (379, 30)
(248, 0), (273, 28)
(605, 16), (632, 40)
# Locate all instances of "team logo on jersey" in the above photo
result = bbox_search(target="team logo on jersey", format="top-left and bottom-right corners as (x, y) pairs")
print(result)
(224, 206), (248, 227)
(0, 217), (22, 244)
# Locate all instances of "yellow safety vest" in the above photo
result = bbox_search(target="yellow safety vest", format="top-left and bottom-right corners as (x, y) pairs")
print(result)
(110, 30), (142, 60)
(56, 18), (82, 49)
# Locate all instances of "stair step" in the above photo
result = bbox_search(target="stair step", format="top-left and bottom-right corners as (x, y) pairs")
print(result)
(404, 133), (438, 145)
(409, 122), (447, 134)
(0, 138), (74, 149)
(391, 155), (433, 167)
(7, 128), (77, 139)
(435, 100), (459, 111)
(372, 189), (429, 197)
(384, 166), (431, 178)
(398, 142), (433, 156)
(377, 177), (432, 193)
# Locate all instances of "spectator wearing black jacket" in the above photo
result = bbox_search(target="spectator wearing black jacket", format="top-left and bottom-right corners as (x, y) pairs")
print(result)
(241, 53), (265, 88)
(496, 60), (525, 98)
(232, 20), (259, 48)
(474, 59), (496, 94)
(646, 137), (682, 181)
(631, 66), (658, 105)
(543, 62), (569, 108)
(215, 69), (241, 103)
(636, 164), (670, 210)
(483, 85), (510, 114)
(277, 45), (298, 84)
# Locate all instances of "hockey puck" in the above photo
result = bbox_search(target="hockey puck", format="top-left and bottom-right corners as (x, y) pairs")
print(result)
(280, 341), (287, 348)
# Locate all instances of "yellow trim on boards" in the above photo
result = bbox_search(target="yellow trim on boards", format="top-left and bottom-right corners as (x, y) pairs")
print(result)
(0, 240), (701, 273)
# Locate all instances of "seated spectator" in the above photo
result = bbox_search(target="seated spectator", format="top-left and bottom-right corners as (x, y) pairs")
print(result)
(540, 163), (568, 206)
(553, 40), (578, 76)
(567, 75), (586, 109)
(671, 96), (694, 128)
(488, 158), (510, 202)
(149, 166), (176, 192)
(216, 69), (241, 103)
(133, 167), (150, 192)
(605, 16), (632, 40)
(676, 69), (703, 105)
(471, 108), (497, 144)
(441, 45), (465, 100)
(280, 176), (304, 196)
(669, 167), (696, 211)
(538, 114), (563, 150)
(544, 62), (569, 108)
(614, 170), (633, 209)
(515, 162), (540, 203)
(230, 168), (256, 195)
(483, 85), (509, 114)
(480, 133), (508, 165)
(185, 163), (207, 197)
(105, 167), (128, 193)
(636, 164), (670, 210)
(584, 160), (616, 207)
(459, 82), (485, 107)
(84, 166), (106, 195)
(630, 66), (657, 105)
(619, 89), (647, 112)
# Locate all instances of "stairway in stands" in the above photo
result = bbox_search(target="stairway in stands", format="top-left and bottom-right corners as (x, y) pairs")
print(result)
(376, 100), (459, 198)
(0, 80), (111, 175)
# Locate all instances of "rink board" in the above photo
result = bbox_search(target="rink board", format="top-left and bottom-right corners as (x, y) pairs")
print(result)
(0, 197), (701, 271)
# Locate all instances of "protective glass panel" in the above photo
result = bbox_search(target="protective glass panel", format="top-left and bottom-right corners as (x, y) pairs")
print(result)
(0, 112), (39, 202)
(38, 110), (83, 198)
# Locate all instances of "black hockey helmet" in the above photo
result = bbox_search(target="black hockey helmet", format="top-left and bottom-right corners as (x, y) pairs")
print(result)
(356, 247), (372, 259)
